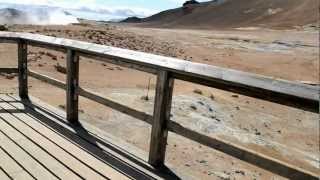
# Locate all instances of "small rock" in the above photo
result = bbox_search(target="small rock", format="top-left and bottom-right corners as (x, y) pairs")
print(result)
(2, 73), (16, 80)
(115, 66), (123, 70)
(54, 63), (67, 74)
(0, 25), (8, 31)
(198, 160), (207, 164)
(141, 95), (149, 101)
(235, 170), (245, 176)
(190, 105), (197, 110)
(46, 52), (57, 60)
(198, 101), (205, 106)
(58, 104), (66, 110)
(232, 94), (239, 98)
(209, 94), (215, 100)
(193, 89), (203, 95)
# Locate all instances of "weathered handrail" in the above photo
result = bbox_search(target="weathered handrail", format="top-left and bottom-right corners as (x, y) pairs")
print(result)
(0, 32), (318, 179)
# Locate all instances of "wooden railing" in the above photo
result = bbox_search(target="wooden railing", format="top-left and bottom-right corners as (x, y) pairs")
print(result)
(0, 32), (318, 180)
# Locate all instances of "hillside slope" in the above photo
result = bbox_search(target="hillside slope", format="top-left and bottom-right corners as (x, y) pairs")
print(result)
(138, 0), (319, 29)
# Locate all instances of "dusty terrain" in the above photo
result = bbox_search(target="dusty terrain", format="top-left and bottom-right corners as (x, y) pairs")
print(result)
(0, 24), (319, 180)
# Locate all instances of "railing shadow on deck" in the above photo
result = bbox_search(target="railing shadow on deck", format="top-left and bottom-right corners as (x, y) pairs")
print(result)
(0, 95), (181, 180)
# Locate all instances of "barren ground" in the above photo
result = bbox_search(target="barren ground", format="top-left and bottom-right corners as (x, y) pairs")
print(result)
(0, 24), (319, 180)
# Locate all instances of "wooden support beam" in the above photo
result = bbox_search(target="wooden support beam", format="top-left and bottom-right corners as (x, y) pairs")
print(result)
(29, 70), (66, 90)
(66, 49), (79, 125)
(148, 70), (174, 167)
(173, 73), (318, 113)
(0, 68), (18, 74)
(18, 40), (28, 99)
(78, 88), (153, 124)
(78, 52), (157, 75)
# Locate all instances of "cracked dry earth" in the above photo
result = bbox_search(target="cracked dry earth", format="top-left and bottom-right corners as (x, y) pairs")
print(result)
(0, 24), (319, 179)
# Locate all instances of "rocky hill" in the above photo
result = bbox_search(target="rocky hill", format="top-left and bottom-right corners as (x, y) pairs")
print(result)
(129, 0), (319, 29)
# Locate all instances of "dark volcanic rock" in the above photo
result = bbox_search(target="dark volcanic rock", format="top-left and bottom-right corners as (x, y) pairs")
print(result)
(0, 25), (8, 31)
(183, 0), (200, 7)
(121, 16), (142, 23)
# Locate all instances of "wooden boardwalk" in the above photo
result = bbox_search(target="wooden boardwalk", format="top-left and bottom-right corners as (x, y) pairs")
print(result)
(0, 94), (178, 180)
(0, 32), (318, 180)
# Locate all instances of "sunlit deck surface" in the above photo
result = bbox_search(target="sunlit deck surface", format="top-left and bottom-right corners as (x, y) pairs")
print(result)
(0, 93), (179, 180)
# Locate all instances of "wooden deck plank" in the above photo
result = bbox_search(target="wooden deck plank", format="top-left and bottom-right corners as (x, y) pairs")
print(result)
(0, 103), (112, 180)
(0, 148), (34, 180)
(0, 100), (130, 180)
(0, 167), (12, 180)
(0, 94), (186, 180)
(0, 122), (57, 180)
(0, 100), (82, 180)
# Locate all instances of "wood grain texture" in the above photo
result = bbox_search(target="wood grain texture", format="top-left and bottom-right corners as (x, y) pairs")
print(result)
(148, 71), (174, 167)
(66, 49), (79, 124)
(0, 94), (179, 180)
(0, 68), (18, 74)
(18, 40), (28, 99)
(78, 88), (153, 124)
(0, 94), (131, 180)
(28, 70), (66, 90)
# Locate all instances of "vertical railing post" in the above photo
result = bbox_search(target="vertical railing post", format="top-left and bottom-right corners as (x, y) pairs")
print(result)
(148, 70), (174, 167)
(66, 49), (79, 125)
(18, 40), (28, 99)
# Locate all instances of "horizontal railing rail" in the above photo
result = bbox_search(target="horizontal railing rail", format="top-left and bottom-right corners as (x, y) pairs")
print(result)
(0, 32), (318, 180)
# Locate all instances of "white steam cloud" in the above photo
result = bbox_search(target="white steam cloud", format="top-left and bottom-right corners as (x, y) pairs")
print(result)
(0, 8), (79, 25)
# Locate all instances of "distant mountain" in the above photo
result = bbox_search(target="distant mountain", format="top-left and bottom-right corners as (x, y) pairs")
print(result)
(130, 0), (319, 29)
(121, 16), (142, 23)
